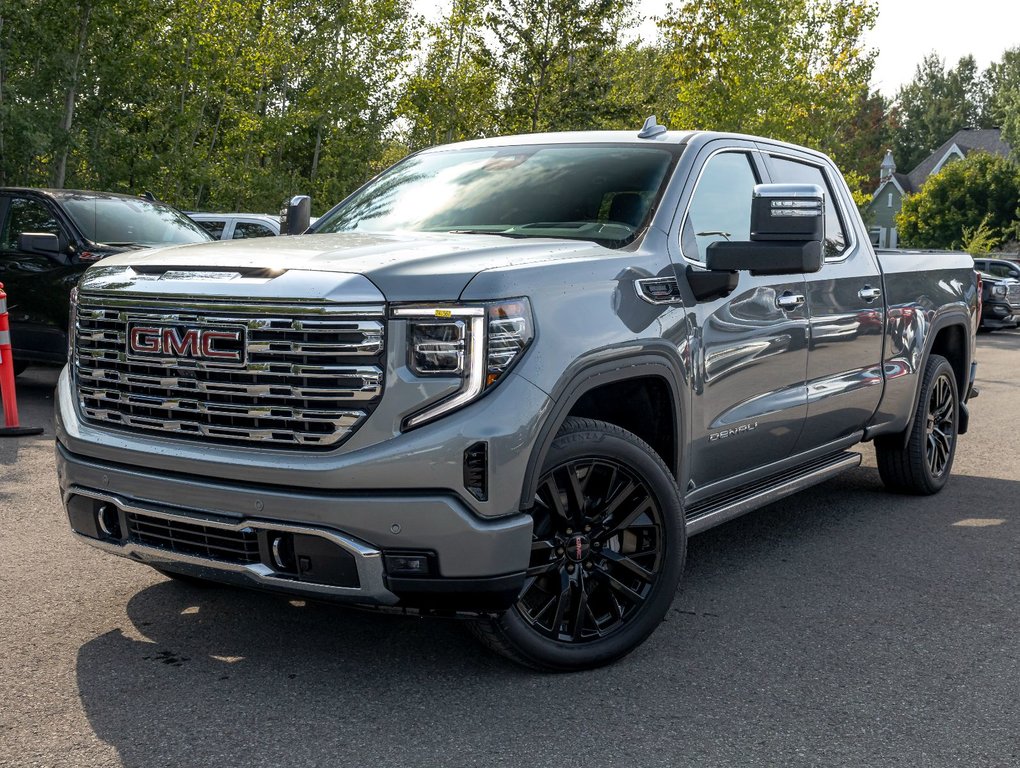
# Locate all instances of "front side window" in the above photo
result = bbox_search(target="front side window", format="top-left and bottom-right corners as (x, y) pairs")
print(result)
(195, 219), (227, 239)
(313, 144), (678, 248)
(768, 156), (848, 259)
(0, 197), (62, 251)
(682, 152), (758, 262)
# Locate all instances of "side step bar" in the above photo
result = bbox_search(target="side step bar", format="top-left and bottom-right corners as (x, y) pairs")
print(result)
(684, 451), (862, 535)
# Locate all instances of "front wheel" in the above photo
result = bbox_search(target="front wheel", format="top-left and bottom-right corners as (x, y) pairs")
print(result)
(876, 354), (959, 495)
(468, 417), (685, 671)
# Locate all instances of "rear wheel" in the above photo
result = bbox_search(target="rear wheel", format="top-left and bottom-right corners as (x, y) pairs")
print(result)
(876, 354), (959, 495)
(468, 417), (685, 671)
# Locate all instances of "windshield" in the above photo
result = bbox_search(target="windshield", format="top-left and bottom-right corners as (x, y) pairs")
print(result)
(313, 144), (678, 247)
(62, 196), (212, 246)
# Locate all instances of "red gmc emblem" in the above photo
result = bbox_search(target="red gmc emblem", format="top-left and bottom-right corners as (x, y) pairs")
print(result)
(127, 323), (246, 364)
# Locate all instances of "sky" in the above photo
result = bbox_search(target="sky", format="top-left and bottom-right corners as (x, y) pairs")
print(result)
(416, 0), (1019, 98)
(633, 0), (1019, 96)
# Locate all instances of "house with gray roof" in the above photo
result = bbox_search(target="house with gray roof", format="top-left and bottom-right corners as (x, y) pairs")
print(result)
(867, 128), (1012, 248)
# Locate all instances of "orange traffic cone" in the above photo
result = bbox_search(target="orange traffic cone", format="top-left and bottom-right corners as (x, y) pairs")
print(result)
(0, 282), (44, 437)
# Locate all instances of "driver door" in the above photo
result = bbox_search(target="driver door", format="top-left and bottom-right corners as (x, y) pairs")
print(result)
(0, 194), (83, 363)
(677, 146), (810, 490)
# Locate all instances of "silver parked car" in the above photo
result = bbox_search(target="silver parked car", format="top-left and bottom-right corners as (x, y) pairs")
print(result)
(186, 212), (281, 239)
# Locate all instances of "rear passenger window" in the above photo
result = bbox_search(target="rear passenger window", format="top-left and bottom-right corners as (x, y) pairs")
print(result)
(683, 152), (758, 262)
(232, 221), (276, 239)
(768, 156), (848, 259)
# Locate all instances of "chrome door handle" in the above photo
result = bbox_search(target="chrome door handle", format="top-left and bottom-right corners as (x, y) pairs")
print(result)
(858, 286), (882, 302)
(776, 292), (805, 310)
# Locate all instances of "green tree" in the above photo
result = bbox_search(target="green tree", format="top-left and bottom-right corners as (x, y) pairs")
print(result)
(896, 152), (1020, 250)
(834, 88), (893, 188)
(658, 0), (877, 160)
(982, 46), (1020, 128)
(892, 53), (988, 173)
(400, 0), (498, 150)
(483, 0), (633, 133)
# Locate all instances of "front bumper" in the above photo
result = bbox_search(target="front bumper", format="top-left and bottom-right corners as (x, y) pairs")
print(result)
(980, 302), (1020, 329)
(57, 443), (531, 612)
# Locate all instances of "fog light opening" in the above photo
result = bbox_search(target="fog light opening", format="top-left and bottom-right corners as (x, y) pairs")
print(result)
(384, 551), (436, 577)
(96, 503), (121, 539)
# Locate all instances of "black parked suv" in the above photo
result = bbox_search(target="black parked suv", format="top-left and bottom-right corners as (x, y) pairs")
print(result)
(976, 270), (1020, 330)
(0, 188), (211, 373)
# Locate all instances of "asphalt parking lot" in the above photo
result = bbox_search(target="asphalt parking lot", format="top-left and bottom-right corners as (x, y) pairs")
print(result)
(2, 332), (1019, 768)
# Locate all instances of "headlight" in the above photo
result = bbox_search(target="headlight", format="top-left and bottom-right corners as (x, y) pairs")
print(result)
(394, 298), (534, 428)
(993, 285), (1007, 297)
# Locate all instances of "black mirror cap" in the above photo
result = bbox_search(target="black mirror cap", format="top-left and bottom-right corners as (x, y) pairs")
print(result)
(685, 265), (739, 302)
(706, 240), (823, 275)
(751, 183), (824, 242)
(17, 231), (61, 255)
(280, 194), (311, 235)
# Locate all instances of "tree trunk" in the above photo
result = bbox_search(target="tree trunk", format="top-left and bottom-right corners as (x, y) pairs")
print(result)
(53, 1), (92, 188)
(310, 123), (323, 182)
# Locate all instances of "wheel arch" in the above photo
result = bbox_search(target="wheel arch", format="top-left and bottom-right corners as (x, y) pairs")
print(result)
(901, 310), (971, 445)
(518, 350), (687, 511)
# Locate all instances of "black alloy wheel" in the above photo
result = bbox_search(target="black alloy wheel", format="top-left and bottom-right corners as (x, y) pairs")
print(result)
(876, 353), (959, 495)
(518, 458), (664, 643)
(468, 418), (685, 671)
(925, 372), (955, 478)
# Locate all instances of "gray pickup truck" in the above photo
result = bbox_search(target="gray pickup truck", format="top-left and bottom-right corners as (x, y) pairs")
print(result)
(56, 124), (978, 671)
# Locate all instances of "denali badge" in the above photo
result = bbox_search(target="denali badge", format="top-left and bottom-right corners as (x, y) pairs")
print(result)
(709, 421), (759, 442)
(127, 323), (246, 364)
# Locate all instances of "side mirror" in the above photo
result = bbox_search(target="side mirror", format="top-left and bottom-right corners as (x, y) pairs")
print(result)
(280, 195), (311, 235)
(17, 232), (68, 263)
(705, 183), (825, 275)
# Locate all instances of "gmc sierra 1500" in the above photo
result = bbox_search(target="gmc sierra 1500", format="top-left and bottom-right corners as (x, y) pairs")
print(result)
(55, 123), (978, 671)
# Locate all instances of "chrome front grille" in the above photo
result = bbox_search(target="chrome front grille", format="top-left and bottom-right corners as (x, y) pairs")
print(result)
(74, 295), (385, 449)
(1007, 284), (1020, 308)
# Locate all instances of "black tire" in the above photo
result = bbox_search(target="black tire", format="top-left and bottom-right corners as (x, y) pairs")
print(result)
(12, 359), (29, 376)
(875, 354), (959, 495)
(468, 417), (686, 672)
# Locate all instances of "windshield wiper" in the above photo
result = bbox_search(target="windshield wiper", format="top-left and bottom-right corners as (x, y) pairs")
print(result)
(445, 229), (527, 238)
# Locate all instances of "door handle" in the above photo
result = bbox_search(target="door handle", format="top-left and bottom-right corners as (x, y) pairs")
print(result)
(775, 292), (805, 310)
(858, 286), (882, 302)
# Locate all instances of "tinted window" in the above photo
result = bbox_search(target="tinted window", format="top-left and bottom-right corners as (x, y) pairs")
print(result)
(768, 156), (847, 258)
(232, 221), (276, 239)
(1, 197), (62, 251)
(195, 219), (227, 239)
(683, 152), (757, 261)
(62, 196), (211, 246)
(314, 145), (677, 248)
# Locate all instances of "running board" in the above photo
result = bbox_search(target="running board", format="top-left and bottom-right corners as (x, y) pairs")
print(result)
(684, 451), (862, 535)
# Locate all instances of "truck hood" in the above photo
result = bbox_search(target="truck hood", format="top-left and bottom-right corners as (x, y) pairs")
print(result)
(89, 231), (602, 301)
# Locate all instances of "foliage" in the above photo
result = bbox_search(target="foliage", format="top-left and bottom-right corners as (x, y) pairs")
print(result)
(657, 0), (877, 160)
(399, 0), (497, 150)
(958, 214), (1001, 257)
(482, 0), (633, 133)
(891, 54), (988, 172)
(0, 0), (415, 213)
(896, 152), (1020, 250)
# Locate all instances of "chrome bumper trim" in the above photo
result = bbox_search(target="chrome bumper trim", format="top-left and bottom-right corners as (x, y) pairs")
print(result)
(66, 487), (398, 605)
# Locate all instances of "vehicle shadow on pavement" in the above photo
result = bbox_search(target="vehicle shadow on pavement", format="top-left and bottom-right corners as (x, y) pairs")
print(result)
(72, 465), (1020, 768)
